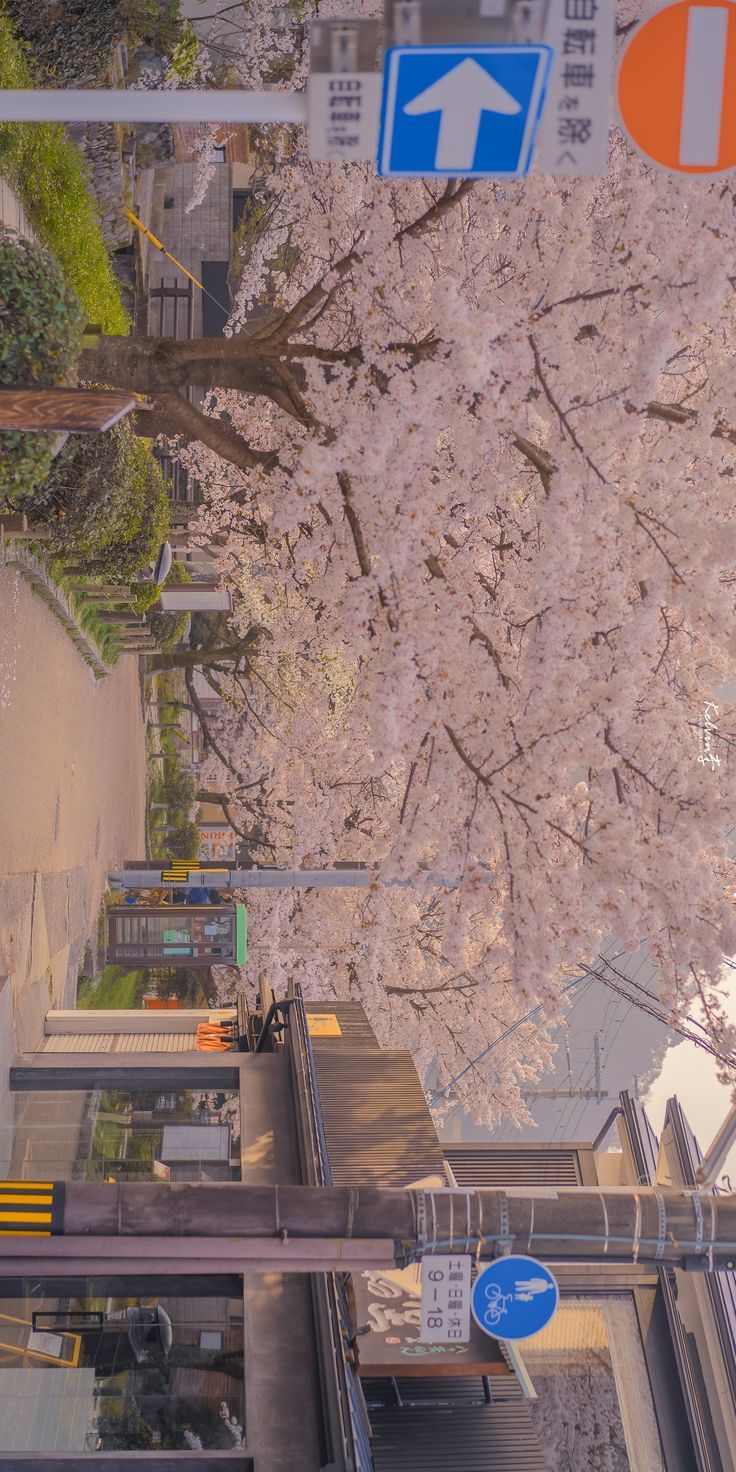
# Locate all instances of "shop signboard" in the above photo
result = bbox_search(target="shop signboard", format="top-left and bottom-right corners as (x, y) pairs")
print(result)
(353, 1264), (508, 1376)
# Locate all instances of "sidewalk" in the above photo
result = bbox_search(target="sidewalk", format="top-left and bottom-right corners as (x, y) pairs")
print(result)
(0, 174), (35, 238)
(0, 175), (144, 1062)
(0, 563), (147, 1055)
(0, 866), (89, 1053)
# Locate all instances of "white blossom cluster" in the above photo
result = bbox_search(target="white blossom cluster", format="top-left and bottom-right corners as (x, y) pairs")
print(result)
(158, 2), (736, 1124)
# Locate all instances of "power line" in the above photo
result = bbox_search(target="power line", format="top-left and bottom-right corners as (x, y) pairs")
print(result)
(430, 953), (633, 1116)
(584, 957), (736, 1077)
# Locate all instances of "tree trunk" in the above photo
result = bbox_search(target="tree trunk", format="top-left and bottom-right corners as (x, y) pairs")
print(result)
(75, 337), (310, 470)
(149, 635), (260, 672)
(78, 337), (301, 400)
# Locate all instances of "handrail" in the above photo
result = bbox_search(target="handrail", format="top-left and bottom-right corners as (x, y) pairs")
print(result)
(253, 999), (294, 1053)
(286, 984), (372, 1471)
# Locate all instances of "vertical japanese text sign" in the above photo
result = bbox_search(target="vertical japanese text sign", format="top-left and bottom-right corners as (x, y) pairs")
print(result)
(535, 0), (615, 174)
(419, 1254), (472, 1343)
(308, 20), (382, 162)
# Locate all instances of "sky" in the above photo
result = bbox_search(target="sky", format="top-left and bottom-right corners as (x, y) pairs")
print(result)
(642, 961), (736, 1187)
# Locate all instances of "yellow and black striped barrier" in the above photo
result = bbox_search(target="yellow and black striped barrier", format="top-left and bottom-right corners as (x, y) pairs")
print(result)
(161, 861), (196, 882)
(161, 864), (231, 885)
(0, 1181), (64, 1236)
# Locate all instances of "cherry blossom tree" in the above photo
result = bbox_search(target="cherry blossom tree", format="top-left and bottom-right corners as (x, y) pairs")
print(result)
(86, 2), (736, 1122)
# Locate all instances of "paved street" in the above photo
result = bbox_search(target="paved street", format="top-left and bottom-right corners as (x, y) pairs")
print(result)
(0, 564), (147, 1052)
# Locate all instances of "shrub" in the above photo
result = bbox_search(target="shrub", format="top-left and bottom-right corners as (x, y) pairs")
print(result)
(167, 819), (200, 859)
(26, 423), (171, 578)
(130, 557), (191, 614)
(147, 606), (191, 650)
(162, 767), (198, 808)
(120, 0), (182, 55)
(169, 20), (200, 82)
(0, 234), (85, 501)
(0, 8), (129, 334)
(0, 235), (84, 383)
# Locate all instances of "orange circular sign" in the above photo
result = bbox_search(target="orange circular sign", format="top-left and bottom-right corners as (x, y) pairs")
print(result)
(618, 0), (736, 172)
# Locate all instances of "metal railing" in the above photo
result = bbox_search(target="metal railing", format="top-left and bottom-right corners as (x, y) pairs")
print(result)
(287, 984), (374, 1472)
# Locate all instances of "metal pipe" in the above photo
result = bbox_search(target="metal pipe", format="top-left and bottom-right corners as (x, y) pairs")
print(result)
(0, 88), (309, 124)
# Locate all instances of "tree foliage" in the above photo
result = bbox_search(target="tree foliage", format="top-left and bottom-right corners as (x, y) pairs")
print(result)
(79, 2), (736, 1124)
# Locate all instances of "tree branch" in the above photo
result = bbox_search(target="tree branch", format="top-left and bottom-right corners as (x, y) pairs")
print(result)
(148, 394), (276, 472)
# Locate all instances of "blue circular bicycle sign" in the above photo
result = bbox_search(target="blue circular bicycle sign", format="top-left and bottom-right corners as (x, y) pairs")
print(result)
(471, 1255), (559, 1341)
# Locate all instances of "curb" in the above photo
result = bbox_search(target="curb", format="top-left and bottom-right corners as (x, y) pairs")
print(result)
(1, 543), (111, 679)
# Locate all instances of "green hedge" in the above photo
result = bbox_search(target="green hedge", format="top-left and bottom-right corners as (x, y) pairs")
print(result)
(0, 234), (85, 500)
(0, 5), (129, 334)
(26, 421), (172, 578)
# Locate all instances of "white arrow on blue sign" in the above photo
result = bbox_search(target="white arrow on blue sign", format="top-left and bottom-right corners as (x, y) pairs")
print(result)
(378, 45), (553, 178)
(470, 1255), (559, 1341)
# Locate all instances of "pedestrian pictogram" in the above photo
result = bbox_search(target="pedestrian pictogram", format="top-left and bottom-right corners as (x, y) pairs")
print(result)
(618, 0), (736, 173)
(378, 45), (553, 177)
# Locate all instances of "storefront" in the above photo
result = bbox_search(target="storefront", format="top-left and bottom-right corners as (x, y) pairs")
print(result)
(1, 992), (734, 1470)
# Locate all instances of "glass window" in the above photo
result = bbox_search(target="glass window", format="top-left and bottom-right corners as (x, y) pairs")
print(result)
(0, 1089), (241, 1185)
(108, 908), (236, 964)
(0, 1276), (244, 1453)
(524, 1295), (665, 1472)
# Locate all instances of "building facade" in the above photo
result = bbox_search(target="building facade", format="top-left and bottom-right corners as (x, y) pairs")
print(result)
(0, 988), (733, 1470)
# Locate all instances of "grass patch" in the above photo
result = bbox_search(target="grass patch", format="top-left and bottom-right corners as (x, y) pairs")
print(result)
(48, 560), (120, 668)
(76, 966), (147, 1009)
(0, 6), (129, 333)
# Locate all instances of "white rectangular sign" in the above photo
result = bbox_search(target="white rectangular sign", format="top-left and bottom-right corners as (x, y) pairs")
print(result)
(535, 0), (616, 175)
(419, 1253), (472, 1343)
(308, 72), (382, 162)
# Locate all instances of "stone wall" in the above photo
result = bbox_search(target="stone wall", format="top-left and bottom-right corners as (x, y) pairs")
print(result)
(66, 122), (133, 252)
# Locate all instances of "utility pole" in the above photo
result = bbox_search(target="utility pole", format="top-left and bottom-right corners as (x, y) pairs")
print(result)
(110, 862), (493, 892)
(0, 90), (309, 125)
(523, 1088), (609, 1100)
(8, 1181), (736, 1275)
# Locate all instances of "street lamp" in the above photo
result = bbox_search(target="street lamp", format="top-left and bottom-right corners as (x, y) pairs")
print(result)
(153, 542), (173, 585)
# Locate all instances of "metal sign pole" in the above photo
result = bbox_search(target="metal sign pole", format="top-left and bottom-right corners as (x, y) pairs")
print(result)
(0, 89), (308, 124)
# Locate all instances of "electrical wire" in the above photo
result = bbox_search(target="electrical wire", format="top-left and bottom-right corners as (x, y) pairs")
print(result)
(585, 958), (736, 1076)
(431, 947), (631, 1116)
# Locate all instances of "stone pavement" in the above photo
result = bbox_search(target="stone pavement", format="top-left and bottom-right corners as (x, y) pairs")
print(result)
(0, 868), (90, 1054)
(0, 564), (147, 1060)
(0, 174), (34, 238)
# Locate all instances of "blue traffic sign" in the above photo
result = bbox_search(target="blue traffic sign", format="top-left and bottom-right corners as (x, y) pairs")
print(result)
(471, 1255), (559, 1341)
(378, 45), (553, 178)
